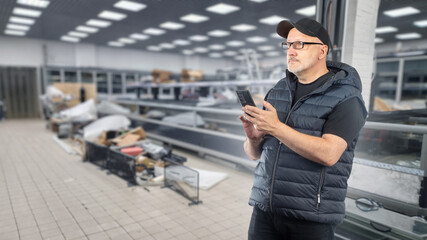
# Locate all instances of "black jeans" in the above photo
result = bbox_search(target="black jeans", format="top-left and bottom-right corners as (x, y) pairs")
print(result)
(248, 206), (336, 240)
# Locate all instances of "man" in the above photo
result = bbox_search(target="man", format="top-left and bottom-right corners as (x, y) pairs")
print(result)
(240, 18), (367, 240)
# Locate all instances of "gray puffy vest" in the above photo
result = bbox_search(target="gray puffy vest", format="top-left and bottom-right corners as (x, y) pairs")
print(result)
(249, 61), (367, 225)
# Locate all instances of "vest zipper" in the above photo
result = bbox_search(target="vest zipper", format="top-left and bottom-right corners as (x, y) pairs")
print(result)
(317, 167), (326, 210)
(268, 78), (323, 213)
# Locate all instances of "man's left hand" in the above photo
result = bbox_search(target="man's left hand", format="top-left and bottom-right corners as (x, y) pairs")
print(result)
(243, 101), (282, 135)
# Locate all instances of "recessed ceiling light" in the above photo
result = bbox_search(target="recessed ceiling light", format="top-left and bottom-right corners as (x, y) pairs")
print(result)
(194, 47), (209, 53)
(180, 14), (209, 23)
(160, 21), (185, 30)
(114, 0), (146, 12)
(234, 55), (244, 60)
(98, 10), (127, 21)
(13, 7), (42, 17)
(143, 28), (165, 35)
(384, 6), (420, 18)
(226, 41), (245, 47)
(209, 53), (223, 58)
(414, 19), (427, 28)
(374, 38), (384, 44)
(395, 32), (421, 40)
(9, 16), (35, 25)
(4, 30), (26, 36)
(266, 51), (280, 57)
(375, 26), (398, 34)
(182, 50), (194, 55)
(108, 41), (124, 47)
(259, 15), (287, 25)
(119, 38), (136, 44)
(68, 31), (88, 38)
(206, 3), (240, 15)
(147, 46), (162, 51)
(61, 36), (80, 43)
(207, 29), (230, 37)
(130, 33), (149, 40)
(295, 5), (316, 16)
(76, 26), (98, 33)
(17, 0), (49, 8)
(270, 32), (282, 39)
(159, 43), (175, 49)
(6, 24), (30, 31)
(231, 24), (257, 32)
(209, 44), (226, 50)
(223, 51), (237, 56)
(173, 39), (191, 46)
(247, 36), (267, 43)
(249, 0), (268, 2)
(258, 45), (275, 51)
(189, 35), (209, 42)
(86, 19), (111, 28)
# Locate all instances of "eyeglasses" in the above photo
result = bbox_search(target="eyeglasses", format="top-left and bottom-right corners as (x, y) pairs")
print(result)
(281, 41), (324, 50)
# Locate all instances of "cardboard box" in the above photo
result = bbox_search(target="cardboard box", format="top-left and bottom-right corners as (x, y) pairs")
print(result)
(111, 127), (146, 146)
(135, 156), (156, 173)
(152, 69), (172, 84)
(53, 83), (96, 108)
(180, 69), (203, 82)
(50, 117), (66, 132)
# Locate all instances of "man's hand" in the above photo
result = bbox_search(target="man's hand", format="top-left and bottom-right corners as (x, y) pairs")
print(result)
(239, 114), (265, 140)
(243, 101), (282, 136)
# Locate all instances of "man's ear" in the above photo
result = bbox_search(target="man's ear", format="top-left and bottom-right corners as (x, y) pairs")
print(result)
(319, 45), (328, 60)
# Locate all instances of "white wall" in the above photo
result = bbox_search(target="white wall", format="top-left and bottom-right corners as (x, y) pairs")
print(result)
(0, 36), (230, 75)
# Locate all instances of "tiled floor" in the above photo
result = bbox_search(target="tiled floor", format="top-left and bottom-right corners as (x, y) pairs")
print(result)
(0, 119), (254, 240)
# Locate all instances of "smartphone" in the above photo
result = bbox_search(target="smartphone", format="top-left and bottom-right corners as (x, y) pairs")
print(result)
(236, 90), (256, 117)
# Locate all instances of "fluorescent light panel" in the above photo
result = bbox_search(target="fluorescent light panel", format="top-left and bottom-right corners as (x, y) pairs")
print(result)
(266, 51), (280, 57)
(130, 33), (149, 40)
(159, 43), (174, 49)
(17, 0), (49, 8)
(395, 32), (421, 40)
(119, 38), (136, 44)
(249, 0), (268, 2)
(147, 46), (162, 51)
(86, 19), (111, 28)
(189, 35), (209, 41)
(68, 31), (88, 38)
(143, 28), (165, 35)
(209, 44), (225, 50)
(226, 41), (245, 47)
(206, 3), (240, 15)
(160, 21), (185, 30)
(173, 39), (191, 46)
(13, 7), (42, 17)
(295, 5), (316, 16)
(207, 29), (230, 37)
(231, 24), (256, 32)
(374, 38), (384, 43)
(414, 20), (427, 28)
(4, 30), (26, 36)
(180, 14), (209, 23)
(182, 50), (194, 55)
(61, 36), (80, 42)
(270, 33), (282, 39)
(6, 24), (30, 31)
(98, 10), (127, 21)
(108, 41), (124, 47)
(194, 47), (209, 53)
(258, 45), (275, 51)
(223, 51), (237, 56)
(114, 0), (146, 12)
(247, 36), (267, 43)
(375, 26), (398, 34)
(259, 15), (287, 25)
(9, 16), (35, 25)
(76, 26), (99, 33)
(384, 6), (420, 18)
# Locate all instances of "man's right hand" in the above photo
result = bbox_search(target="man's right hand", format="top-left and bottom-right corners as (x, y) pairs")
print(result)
(239, 115), (265, 140)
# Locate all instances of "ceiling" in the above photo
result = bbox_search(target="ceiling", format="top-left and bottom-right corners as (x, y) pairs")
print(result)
(1, 0), (427, 59)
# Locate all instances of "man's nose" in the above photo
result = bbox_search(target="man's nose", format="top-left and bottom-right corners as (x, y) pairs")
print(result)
(287, 46), (297, 56)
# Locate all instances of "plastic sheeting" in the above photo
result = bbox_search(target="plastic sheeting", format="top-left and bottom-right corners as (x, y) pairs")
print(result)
(97, 101), (131, 115)
(83, 115), (131, 140)
(59, 99), (97, 122)
(145, 110), (166, 120)
(162, 112), (205, 127)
